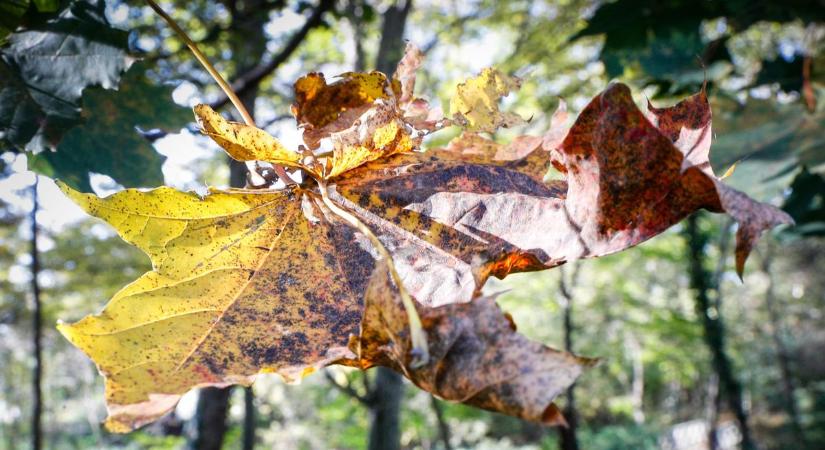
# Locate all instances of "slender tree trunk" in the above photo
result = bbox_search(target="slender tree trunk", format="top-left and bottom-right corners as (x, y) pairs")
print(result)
(557, 266), (580, 450)
(242, 387), (255, 450)
(375, 0), (413, 75)
(761, 245), (806, 445)
(627, 333), (645, 425)
(362, 3), (413, 450)
(30, 178), (42, 450)
(191, 388), (232, 450)
(705, 372), (720, 450)
(368, 368), (404, 450)
(684, 214), (757, 450)
(430, 396), (452, 450)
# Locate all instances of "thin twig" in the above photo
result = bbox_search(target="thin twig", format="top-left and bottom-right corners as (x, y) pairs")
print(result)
(318, 182), (429, 368)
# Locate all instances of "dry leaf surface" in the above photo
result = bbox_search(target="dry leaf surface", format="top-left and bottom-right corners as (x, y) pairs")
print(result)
(57, 45), (791, 431)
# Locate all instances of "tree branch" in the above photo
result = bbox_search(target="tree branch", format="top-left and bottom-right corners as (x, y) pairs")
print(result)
(421, 10), (484, 56)
(325, 370), (373, 406)
(209, 0), (335, 111)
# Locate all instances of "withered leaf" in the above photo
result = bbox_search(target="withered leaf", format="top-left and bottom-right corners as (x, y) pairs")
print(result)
(57, 45), (790, 431)
(57, 184), (372, 431)
(334, 83), (791, 296)
(643, 87), (794, 275)
(343, 263), (596, 425)
(449, 67), (527, 132)
(194, 104), (303, 169)
(291, 71), (414, 178)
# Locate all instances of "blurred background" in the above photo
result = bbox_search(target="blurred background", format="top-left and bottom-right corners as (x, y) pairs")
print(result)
(1, 0), (823, 449)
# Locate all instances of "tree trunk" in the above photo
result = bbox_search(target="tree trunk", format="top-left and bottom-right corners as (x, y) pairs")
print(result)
(430, 395), (452, 450)
(375, 0), (413, 75)
(190, 387), (232, 450)
(368, 368), (404, 450)
(366, 4), (413, 449)
(761, 245), (806, 445)
(557, 266), (579, 450)
(30, 178), (42, 450)
(628, 333), (645, 425)
(684, 214), (757, 450)
(242, 387), (255, 450)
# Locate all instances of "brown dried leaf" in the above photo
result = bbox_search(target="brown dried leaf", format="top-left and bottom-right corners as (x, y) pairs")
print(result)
(645, 88), (794, 275)
(394, 42), (424, 105)
(290, 71), (414, 178)
(343, 263), (595, 425)
(335, 83), (791, 302)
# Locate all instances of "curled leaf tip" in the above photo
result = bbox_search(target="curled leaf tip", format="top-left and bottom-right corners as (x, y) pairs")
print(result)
(193, 103), (302, 168)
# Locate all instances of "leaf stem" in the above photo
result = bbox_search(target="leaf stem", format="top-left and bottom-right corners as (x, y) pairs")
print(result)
(145, 0), (295, 186)
(318, 182), (430, 368)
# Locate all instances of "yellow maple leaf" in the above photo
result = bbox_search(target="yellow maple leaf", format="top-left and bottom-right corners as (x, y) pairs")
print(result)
(449, 67), (526, 133)
(57, 182), (365, 431)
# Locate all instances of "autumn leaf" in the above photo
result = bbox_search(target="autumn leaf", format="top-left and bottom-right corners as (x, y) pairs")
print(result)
(344, 263), (596, 425)
(57, 45), (791, 431)
(333, 82), (790, 289)
(203, 69), (418, 180)
(194, 104), (303, 169)
(449, 67), (527, 132)
(57, 183), (372, 431)
(393, 42), (424, 105)
(291, 71), (415, 178)
(643, 87), (794, 275)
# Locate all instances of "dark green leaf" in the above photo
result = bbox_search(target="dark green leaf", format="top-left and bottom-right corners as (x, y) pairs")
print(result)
(781, 168), (825, 238)
(50, 63), (192, 190)
(0, 0), (29, 41)
(3, 0), (131, 121)
(0, 0), (131, 155)
(32, 0), (59, 12)
(0, 58), (41, 147)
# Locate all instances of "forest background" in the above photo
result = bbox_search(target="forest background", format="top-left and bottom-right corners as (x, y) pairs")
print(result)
(1, 0), (824, 449)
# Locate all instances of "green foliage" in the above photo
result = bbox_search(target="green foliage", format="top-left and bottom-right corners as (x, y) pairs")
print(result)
(574, 424), (660, 450)
(575, 0), (823, 94)
(0, 1), (131, 151)
(33, 63), (191, 190)
(781, 168), (825, 237)
(0, 0), (192, 190)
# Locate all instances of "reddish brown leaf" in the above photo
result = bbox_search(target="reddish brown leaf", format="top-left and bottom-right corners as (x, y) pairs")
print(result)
(334, 83), (791, 304)
(394, 42), (424, 106)
(645, 88), (794, 275)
